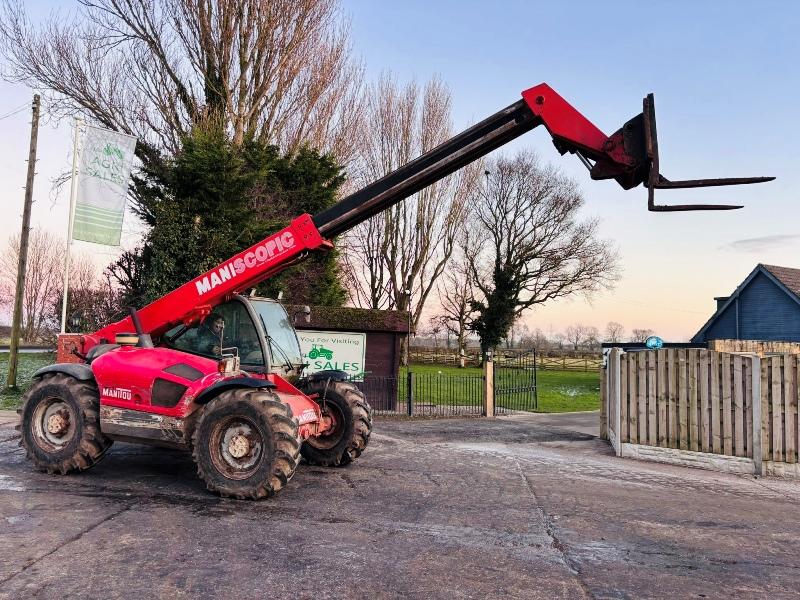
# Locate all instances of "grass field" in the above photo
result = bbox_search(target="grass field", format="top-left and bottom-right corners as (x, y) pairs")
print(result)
(406, 364), (599, 413)
(0, 353), (600, 414)
(0, 352), (56, 410)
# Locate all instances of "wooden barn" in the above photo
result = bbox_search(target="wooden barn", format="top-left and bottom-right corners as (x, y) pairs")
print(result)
(692, 264), (800, 343)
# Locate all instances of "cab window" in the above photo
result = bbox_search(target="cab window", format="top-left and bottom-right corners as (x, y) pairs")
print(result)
(164, 300), (265, 366)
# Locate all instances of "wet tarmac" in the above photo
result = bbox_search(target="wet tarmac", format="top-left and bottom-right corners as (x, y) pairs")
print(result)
(1, 410), (799, 599)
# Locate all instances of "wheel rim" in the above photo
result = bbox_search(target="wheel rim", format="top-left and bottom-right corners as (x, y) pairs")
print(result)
(307, 402), (345, 451)
(31, 397), (76, 452)
(209, 416), (264, 480)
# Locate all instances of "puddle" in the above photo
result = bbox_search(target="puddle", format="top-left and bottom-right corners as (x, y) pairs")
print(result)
(0, 474), (25, 491)
(554, 386), (588, 397)
(5, 513), (32, 525)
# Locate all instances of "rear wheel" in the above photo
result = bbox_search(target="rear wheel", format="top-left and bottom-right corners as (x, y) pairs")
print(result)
(192, 388), (300, 499)
(18, 373), (113, 474)
(301, 380), (372, 467)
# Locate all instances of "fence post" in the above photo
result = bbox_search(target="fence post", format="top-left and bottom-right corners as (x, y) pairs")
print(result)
(615, 349), (622, 456)
(600, 356), (608, 440)
(751, 355), (762, 475)
(605, 348), (623, 456)
(483, 351), (495, 417)
(533, 350), (538, 411)
(406, 370), (414, 416)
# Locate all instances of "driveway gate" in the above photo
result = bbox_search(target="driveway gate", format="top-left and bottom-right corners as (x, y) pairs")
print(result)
(494, 350), (538, 413)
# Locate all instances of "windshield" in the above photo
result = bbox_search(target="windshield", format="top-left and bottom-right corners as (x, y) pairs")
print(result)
(250, 300), (303, 369)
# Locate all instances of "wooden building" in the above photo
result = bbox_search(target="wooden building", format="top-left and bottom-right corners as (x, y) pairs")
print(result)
(692, 264), (800, 344)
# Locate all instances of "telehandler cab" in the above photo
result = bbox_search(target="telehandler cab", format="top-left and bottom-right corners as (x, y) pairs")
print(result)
(18, 83), (772, 499)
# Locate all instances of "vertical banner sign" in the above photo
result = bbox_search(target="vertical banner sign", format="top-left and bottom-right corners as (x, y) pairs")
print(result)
(73, 125), (137, 245)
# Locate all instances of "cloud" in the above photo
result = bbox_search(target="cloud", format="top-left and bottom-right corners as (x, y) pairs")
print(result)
(723, 234), (800, 253)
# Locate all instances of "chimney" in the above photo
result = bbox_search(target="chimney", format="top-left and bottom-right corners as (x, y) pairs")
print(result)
(714, 296), (729, 311)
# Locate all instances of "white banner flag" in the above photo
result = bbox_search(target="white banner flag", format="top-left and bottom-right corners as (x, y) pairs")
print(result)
(72, 125), (137, 246)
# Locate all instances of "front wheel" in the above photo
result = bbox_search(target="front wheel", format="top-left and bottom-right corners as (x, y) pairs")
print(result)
(18, 373), (113, 474)
(192, 388), (300, 499)
(301, 380), (372, 467)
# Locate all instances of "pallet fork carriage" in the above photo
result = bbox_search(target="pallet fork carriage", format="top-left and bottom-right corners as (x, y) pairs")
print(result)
(18, 82), (772, 499)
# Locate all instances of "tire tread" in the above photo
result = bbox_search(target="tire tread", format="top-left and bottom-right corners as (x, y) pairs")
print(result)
(18, 372), (112, 475)
(192, 388), (300, 499)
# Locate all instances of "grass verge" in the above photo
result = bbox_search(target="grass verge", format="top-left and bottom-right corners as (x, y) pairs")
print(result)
(0, 352), (56, 410)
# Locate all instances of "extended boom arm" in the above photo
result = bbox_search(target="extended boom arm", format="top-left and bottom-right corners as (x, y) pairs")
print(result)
(86, 83), (772, 347)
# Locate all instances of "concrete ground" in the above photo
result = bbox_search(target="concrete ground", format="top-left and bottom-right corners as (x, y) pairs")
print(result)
(1, 409), (799, 599)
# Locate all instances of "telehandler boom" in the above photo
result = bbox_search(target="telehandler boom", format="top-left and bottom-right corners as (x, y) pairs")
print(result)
(19, 83), (772, 499)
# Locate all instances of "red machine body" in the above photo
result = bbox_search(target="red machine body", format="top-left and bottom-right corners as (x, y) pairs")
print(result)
(51, 83), (771, 450)
(91, 346), (323, 445)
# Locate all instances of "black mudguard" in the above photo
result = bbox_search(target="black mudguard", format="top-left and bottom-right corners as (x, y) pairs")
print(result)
(33, 363), (95, 382)
(194, 377), (276, 405)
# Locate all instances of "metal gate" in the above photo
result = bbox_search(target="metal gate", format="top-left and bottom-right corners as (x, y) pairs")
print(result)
(494, 350), (538, 413)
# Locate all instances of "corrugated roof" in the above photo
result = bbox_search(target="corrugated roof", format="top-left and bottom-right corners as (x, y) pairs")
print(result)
(761, 264), (800, 300)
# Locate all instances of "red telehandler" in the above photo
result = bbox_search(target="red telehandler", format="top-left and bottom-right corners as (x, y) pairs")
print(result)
(18, 84), (772, 499)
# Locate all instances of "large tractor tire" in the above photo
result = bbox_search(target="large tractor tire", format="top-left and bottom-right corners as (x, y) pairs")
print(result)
(18, 373), (113, 474)
(301, 380), (372, 467)
(192, 388), (300, 500)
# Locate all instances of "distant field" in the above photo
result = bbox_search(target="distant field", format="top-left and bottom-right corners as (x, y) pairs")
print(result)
(0, 352), (56, 410)
(410, 350), (601, 373)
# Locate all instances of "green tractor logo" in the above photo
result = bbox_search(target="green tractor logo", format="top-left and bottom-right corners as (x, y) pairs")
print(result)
(103, 143), (124, 161)
(308, 344), (333, 360)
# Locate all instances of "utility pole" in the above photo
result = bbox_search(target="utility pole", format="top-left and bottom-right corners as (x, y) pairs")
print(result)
(6, 94), (41, 391)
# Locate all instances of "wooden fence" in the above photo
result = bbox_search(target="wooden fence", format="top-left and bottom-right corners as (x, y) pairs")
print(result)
(536, 356), (601, 372)
(603, 348), (800, 475)
(409, 349), (482, 367)
(410, 348), (599, 372)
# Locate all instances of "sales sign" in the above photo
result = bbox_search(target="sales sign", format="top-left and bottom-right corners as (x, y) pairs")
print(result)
(297, 330), (366, 381)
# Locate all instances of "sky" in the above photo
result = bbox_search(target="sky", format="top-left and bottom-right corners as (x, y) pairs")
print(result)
(1, 0), (799, 341)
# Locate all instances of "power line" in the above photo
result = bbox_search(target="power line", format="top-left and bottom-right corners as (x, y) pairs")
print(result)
(0, 101), (33, 121)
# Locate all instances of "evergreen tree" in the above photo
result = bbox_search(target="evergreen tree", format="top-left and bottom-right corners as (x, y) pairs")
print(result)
(108, 123), (346, 308)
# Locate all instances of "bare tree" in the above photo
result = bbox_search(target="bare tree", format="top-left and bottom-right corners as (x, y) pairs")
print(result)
(435, 244), (477, 357)
(52, 259), (122, 333)
(0, 0), (364, 211)
(468, 151), (619, 352)
(584, 326), (600, 350)
(605, 321), (625, 343)
(0, 229), (126, 340)
(343, 74), (481, 329)
(0, 229), (62, 341)
(564, 324), (590, 352)
(552, 332), (566, 351)
(427, 315), (445, 349)
(519, 327), (550, 352)
(631, 328), (655, 343)
(505, 318), (530, 349)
